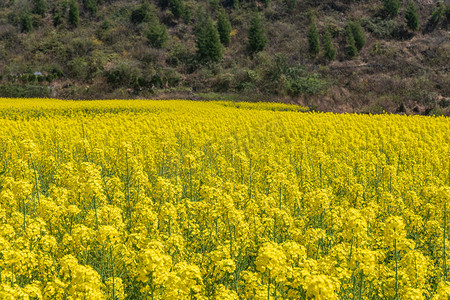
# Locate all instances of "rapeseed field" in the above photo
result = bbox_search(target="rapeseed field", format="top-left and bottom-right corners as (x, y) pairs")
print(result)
(0, 98), (449, 299)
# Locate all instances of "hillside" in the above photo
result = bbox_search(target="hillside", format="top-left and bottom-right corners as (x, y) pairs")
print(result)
(0, 0), (449, 114)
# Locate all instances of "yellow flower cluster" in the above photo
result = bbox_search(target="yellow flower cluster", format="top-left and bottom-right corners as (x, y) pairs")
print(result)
(0, 98), (449, 299)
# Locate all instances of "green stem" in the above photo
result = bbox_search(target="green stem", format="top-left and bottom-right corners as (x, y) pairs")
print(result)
(394, 239), (399, 300)
(444, 203), (447, 281)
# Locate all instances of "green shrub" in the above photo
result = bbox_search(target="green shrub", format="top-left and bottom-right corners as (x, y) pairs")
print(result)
(169, 0), (184, 18)
(45, 74), (55, 82)
(147, 22), (168, 48)
(446, 5), (450, 23)
(284, 0), (296, 14)
(83, 0), (98, 14)
(67, 57), (89, 80)
(363, 18), (397, 39)
(51, 67), (64, 79)
(167, 40), (195, 67)
(383, 0), (400, 18)
(286, 73), (329, 96)
(209, 0), (220, 11)
(0, 84), (50, 98)
(151, 73), (163, 88)
(33, 0), (47, 16)
(69, 37), (96, 57)
(162, 68), (182, 87)
(428, 6), (444, 27)
(131, 2), (155, 24)
(105, 63), (140, 89)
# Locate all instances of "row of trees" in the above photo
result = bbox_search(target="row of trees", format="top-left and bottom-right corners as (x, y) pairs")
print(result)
(306, 0), (422, 61)
(18, 0), (445, 63)
(307, 20), (365, 60)
(196, 12), (267, 62)
(130, 1), (267, 62)
(21, 0), (80, 32)
(20, 0), (266, 63)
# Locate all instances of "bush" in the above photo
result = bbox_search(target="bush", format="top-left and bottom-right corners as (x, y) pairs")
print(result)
(162, 68), (182, 87)
(383, 0), (400, 18)
(69, 37), (96, 57)
(169, 0), (184, 19)
(0, 84), (50, 97)
(286, 72), (329, 96)
(131, 2), (155, 24)
(446, 5), (450, 23)
(428, 6), (444, 27)
(67, 57), (89, 80)
(230, 67), (260, 92)
(83, 0), (98, 14)
(33, 0), (47, 16)
(147, 22), (168, 48)
(105, 63), (140, 89)
(284, 0), (296, 14)
(167, 40), (195, 67)
(363, 17), (397, 39)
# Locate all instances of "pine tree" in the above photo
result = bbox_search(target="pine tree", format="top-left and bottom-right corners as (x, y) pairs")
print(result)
(233, 0), (239, 10)
(405, 1), (420, 31)
(217, 9), (231, 46)
(83, 0), (98, 14)
(183, 6), (191, 24)
(345, 24), (357, 57)
(68, 0), (80, 27)
(195, 17), (223, 62)
(131, 2), (154, 24)
(21, 13), (33, 32)
(147, 21), (168, 48)
(33, 0), (47, 16)
(323, 28), (336, 61)
(169, 0), (184, 18)
(248, 13), (267, 53)
(446, 5), (450, 23)
(53, 11), (63, 27)
(308, 22), (320, 57)
(428, 6), (444, 27)
(284, 0), (296, 14)
(383, 0), (401, 18)
(350, 20), (366, 51)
